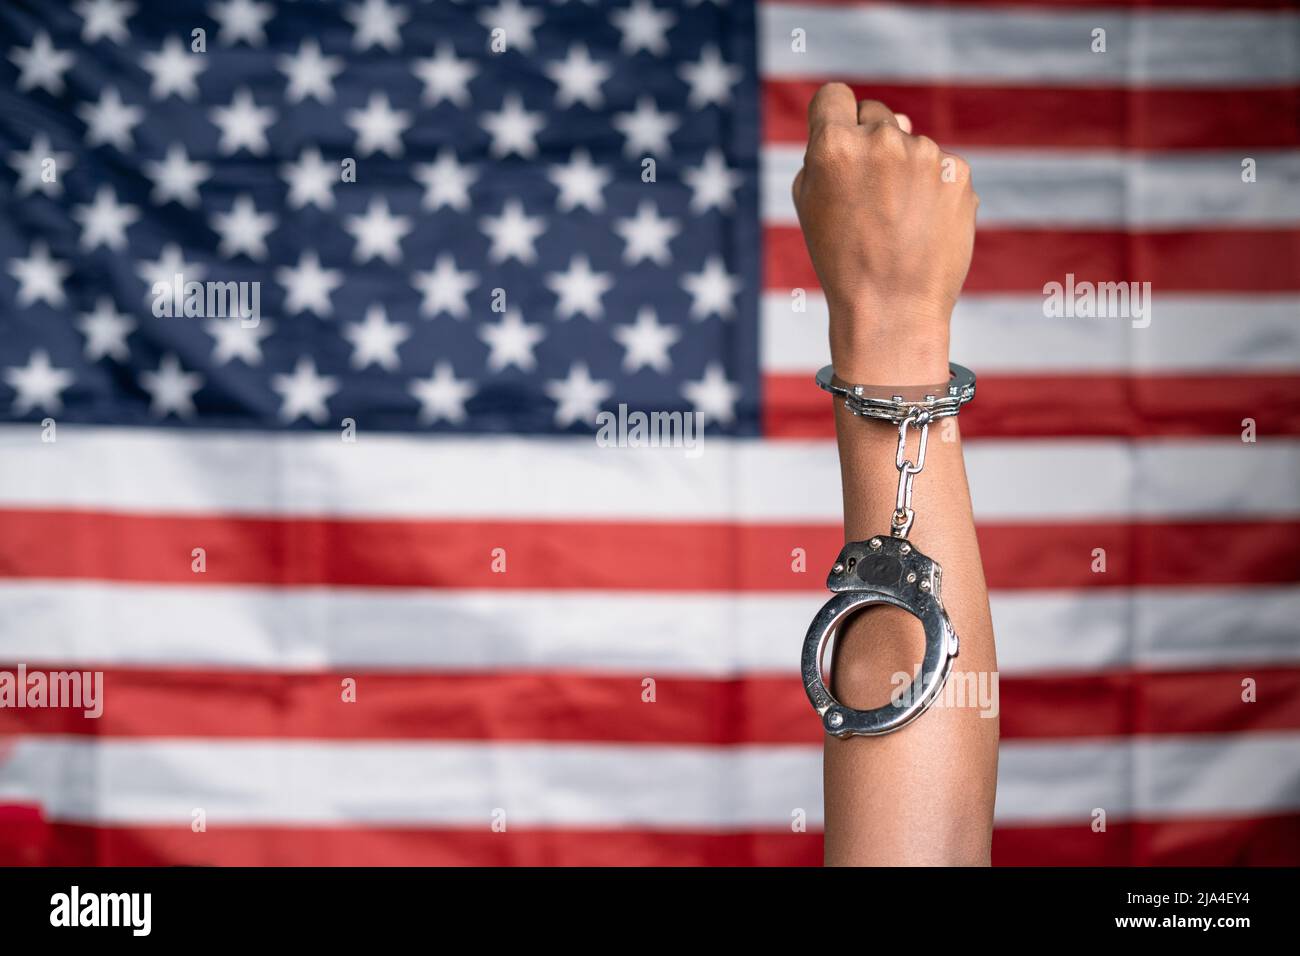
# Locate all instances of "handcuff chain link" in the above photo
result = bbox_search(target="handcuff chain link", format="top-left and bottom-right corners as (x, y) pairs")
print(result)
(890, 409), (930, 538)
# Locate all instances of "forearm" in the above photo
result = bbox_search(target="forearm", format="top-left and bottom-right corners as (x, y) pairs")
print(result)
(823, 339), (999, 866)
(791, 84), (998, 865)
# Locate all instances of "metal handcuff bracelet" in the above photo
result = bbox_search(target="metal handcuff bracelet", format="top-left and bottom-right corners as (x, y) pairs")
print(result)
(802, 363), (976, 737)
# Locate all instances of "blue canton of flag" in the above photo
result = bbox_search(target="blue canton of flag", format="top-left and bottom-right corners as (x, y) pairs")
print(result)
(0, 0), (762, 435)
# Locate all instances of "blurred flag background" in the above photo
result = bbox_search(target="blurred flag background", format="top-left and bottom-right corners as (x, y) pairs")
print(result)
(0, 0), (1296, 865)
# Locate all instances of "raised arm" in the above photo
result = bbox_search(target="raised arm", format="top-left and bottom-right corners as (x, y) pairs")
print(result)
(792, 84), (999, 865)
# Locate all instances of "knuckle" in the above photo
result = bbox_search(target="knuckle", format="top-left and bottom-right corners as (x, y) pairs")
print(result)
(868, 122), (908, 158)
(914, 134), (941, 157)
(856, 97), (888, 118)
(807, 125), (859, 165)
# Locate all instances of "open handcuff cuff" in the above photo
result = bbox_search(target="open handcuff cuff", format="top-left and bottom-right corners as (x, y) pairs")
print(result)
(802, 363), (976, 737)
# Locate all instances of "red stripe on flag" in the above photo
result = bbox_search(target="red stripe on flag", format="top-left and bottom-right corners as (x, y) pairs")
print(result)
(765, 225), (1300, 293)
(763, 80), (1300, 149)
(1, 816), (1297, 866)
(992, 814), (1300, 866)
(0, 510), (1296, 590)
(0, 665), (1296, 742)
(764, 372), (1300, 439)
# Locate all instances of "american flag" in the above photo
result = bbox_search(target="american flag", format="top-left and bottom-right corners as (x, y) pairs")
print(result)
(0, 0), (1297, 865)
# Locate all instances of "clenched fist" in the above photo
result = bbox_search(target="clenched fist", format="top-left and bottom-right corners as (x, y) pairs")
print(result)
(792, 84), (979, 384)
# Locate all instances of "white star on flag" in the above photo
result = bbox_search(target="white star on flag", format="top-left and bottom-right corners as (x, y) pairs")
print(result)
(278, 39), (343, 103)
(345, 92), (411, 157)
(212, 195), (277, 260)
(613, 307), (680, 373)
(682, 255), (741, 319)
(409, 362), (476, 424)
(136, 242), (205, 291)
(210, 0), (274, 47)
(77, 298), (136, 362)
(479, 310), (546, 373)
(144, 144), (211, 208)
(480, 200), (547, 265)
(414, 150), (477, 212)
(546, 255), (614, 320)
(141, 353), (204, 419)
(548, 148), (610, 213)
(9, 241), (71, 309)
(413, 44), (477, 107)
(3, 350), (75, 414)
(10, 31), (74, 95)
(345, 0), (408, 51)
(612, 97), (678, 156)
(545, 43), (610, 108)
(413, 255), (479, 319)
(210, 87), (277, 155)
(142, 35), (207, 100)
(679, 45), (741, 108)
(205, 315), (273, 366)
(611, 0), (676, 56)
(276, 251), (343, 316)
(9, 134), (73, 198)
(479, 0), (543, 54)
(78, 87), (143, 152)
(272, 357), (339, 423)
(345, 198), (413, 264)
(614, 201), (679, 266)
(682, 361), (741, 425)
(481, 93), (545, 158)
(72, 187), (140, 251)
(344, 305), (411, 371)
(545, 362), (614, 428)
(684, 149), (742, 213)
(74, 0), (135, 45)
(281, 147), (338, 210)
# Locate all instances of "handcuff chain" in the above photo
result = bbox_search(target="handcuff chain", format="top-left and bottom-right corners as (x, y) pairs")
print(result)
(890, 409), (930, 538)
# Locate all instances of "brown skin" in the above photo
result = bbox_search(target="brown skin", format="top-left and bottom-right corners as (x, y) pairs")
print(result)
(792, 83), (999, 866)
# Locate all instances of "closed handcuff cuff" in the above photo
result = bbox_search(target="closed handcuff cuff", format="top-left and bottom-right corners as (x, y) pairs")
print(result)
(802, 363), (976, 737)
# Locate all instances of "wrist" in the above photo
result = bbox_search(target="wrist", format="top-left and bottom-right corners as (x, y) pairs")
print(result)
(828, 301), (952, 385)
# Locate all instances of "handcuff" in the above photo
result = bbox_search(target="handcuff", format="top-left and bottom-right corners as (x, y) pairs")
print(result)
(802, 363), (976, 737)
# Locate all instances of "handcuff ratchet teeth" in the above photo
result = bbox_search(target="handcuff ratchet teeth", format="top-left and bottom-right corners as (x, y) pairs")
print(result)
(802, 364), (975, 738)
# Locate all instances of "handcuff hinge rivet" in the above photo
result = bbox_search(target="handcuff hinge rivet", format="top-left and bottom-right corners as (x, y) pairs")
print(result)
(906, 572), (917, 583)
(900, 544), (912, 555)
(832, 563), (844, 574)
(919, 580), (931, 591)
(869, 538), (882, 550)
(827, 711), (844, 729)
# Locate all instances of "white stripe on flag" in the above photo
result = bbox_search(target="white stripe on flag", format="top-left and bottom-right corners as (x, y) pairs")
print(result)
(0, 581), (1295, 675)
(1, 428), (1296, 521)
(759, 4), (1300, 85)
(762, 147), (1300, 227)
(1, 734), (1297, 826)
(761, 293), (1300, 374)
